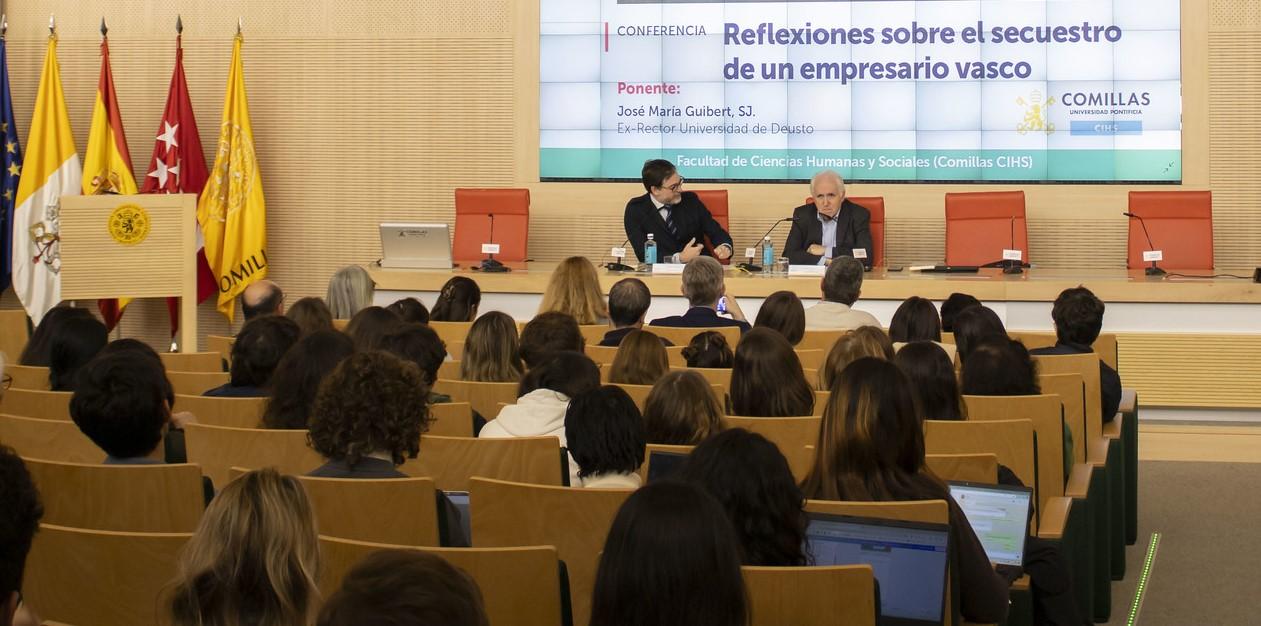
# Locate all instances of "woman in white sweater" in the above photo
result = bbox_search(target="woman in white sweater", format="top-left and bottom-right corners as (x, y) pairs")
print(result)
(565, 386), (646, 489)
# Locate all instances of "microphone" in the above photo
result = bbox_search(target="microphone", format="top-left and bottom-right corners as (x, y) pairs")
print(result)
(604, 238), (636, 272)
(479, 212), (510, 273)
(1123, 212), (1166, 276)
(737, 217), (795, 273)
(1003, 215), (1024, 275)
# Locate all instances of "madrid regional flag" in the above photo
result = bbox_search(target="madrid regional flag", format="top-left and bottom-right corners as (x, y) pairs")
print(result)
(198, 32), (267, 323)
(13, 33), (81, 325)
(83, 31), (138, 330)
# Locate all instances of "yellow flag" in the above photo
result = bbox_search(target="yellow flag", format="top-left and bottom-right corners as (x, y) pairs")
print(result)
(197, 34), (267, 322)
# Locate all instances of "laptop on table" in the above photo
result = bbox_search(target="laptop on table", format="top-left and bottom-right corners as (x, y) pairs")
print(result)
(948, 480), (1033, 581)
(379, 223), (453, 269)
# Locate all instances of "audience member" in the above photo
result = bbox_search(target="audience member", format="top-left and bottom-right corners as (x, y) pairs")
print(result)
(818, 326), (895, 390)
(753, 290), (806, 345)
(889, 296), (942, 343)
(1030, 286), (1120, 422)
(940, 292), (981, 333)
(518, 311), (584, 369)
(316, 550), (489, 626)
(207, 315), (301, 397)
(730, 328), (814, 417)
(261, 330), (355, 429)
(381, 323), (450, 403)
(952, 305), (1007, 365)
(326, 265), (375, 319)
(601, 278), (672, 347)
(286, 296), (335, 335)
(681, 330), (733, 368)
(0, 446), (42, 626)
(48, 315), (108, 391)
(678, 429), (808, 566)
(459, 311), (524, 382)
(386, 296), (430, 324)
(642, 370), (725, 445)
(241, 279), (285, 321)
(649, 256), (749, 333)
(71, 351), (176, 465)
(18, 305), (94, 366)
(538, 256), (609, 325)
(608, 329), (669, 385)
(565, 386), (645, 489)
(895, 341), (965, 421)
(343, 305), (403, 351)
(803, 257), (879, 330)
(166, 469), (320, 626)
(801, 357), (1009, 624)
(590, 481), (747, 626)
(430, 276), (481, 322)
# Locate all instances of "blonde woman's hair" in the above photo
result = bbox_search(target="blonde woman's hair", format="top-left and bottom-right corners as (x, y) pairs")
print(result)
(538, 256), (608, 325)
(326, 266), (375, 320)
(166, 468), (320, 626)
(642, 370), (725, 445)
(818, 326), (894, 391)
(460, 311), (525, 383)
(608, 329), (669, 385)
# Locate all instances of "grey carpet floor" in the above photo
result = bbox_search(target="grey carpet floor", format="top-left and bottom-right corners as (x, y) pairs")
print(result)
(1108, 461), (1261, 625)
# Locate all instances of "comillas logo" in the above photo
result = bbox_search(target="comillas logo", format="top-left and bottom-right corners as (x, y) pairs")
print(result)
(1060, 92), (1151, 107)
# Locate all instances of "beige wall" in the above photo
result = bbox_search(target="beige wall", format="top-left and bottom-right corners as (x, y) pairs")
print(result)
(1, 0), (1258, 348)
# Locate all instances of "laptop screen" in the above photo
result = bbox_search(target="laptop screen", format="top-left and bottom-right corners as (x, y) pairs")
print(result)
(806, 513), (950, 626)
(645, 451), (688, 483)
(444, 491), (472, 545)
(948, 481), (1032, 567)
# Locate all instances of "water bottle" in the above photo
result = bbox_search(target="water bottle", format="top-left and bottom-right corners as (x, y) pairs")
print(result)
(644, 233), (657, 266)
(761, 236), (775, 269)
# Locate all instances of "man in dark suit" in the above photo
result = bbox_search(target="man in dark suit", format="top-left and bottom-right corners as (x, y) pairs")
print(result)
(599, 278), (674, 347)
(624, 159), (734, 263)
(1030, 287), (1121, 422)
(649, 257), (750, 334)
(783, 170), (873, 267)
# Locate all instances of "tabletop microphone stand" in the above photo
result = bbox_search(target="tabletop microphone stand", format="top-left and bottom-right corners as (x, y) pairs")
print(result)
(1003, 215), (1024, 275)
(479, 212), (510, 273)
(1123, 211), (1166, 276)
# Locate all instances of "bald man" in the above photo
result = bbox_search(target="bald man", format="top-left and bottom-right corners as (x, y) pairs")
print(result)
(782, 170), (873, 268)
(241, 280), (285, 321)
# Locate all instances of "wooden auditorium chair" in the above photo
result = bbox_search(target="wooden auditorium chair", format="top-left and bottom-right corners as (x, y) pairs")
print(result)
(399, 435), (566, 491)
(23, 458), (204, 532)
(943, 190), (1028, 267)
(183, 423), (324, 488)
(799, 329), (847, 353)
(453, 188), (530, 263)
(646, 324), (742, 348)
(158, 351), (226, 373)
(206, 334), (234, 366)
(432, 379), (520, 420)
(428, 320), (475, 344)
(427, 401), (475, 437)
(0, 414), (102, 464)
(5, 364), (49, 390)
(173, 394), (268, 429)
(723, 415), (819, 481)
(794, 348), (824, 370)
(611, 381), (725, 413)
(0, 389), (72, 421)
(924, 453), (999, 484)
(0, 308), (29, 359)
(166, 370), (230, 396)
(297, 475), (441, 546)
(743, 565), (877, 626)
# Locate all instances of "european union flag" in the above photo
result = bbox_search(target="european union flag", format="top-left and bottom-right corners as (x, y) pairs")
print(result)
(0, 35), (23, 294)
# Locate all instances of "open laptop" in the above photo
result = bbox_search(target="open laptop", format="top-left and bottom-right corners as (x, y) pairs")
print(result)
(444, 490), (472, 545)
(948, 481), (1032, 579)
(806, 512), (950, 626)
(644, 450), (688, 483)
(379, 223), (452, 269)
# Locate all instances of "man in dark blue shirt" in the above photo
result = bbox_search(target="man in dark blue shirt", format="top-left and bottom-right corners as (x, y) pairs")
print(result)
(649, 257), (750, 334)
(1030, 287), (1121, 422)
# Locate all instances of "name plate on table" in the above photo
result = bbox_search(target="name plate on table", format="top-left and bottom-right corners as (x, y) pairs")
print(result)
(481, 243), (501, 254)
(1002, 249), (1023, 261)
(788, 265), (827, 277)
(744, 247), (758, 259)
(652, 263), (685, 275)
(611, 247), (627, 258)
(1143, 250), (1164, 262)
(852, 248), (868, 260)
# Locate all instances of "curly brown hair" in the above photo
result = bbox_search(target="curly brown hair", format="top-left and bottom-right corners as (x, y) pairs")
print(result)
(307, 351), (432, 467)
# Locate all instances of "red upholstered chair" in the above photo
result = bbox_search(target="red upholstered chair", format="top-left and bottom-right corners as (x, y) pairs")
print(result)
(453, 188), (530, 262)
(693, 189), (730, 265)
(804, 195), (886, 267)
(944, 191), (1027, 266)
(1126, 191), (1213, 270)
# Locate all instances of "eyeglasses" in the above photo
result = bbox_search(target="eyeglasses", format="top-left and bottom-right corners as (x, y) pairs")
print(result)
(666, 177), (685, 192)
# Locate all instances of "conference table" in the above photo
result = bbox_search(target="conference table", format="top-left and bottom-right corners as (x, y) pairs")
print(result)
(369, 263), (1261, 416)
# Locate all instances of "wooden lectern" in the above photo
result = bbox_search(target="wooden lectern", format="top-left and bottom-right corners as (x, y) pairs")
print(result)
(58, 194), (199, 352)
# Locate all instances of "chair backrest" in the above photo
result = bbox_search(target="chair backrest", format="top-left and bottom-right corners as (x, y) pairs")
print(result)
(173, 394), (269, 429)
(297, 475), (440, 546)
(166, 370), (231, 396)
(849, 196), (885, 268)
(638, 442), (696, 479)
(470, 477), (634, 626)
(1127, 190), (1213, 270)
(0, 308), (29, 361)
(428, 401), (474, 437)
(1007, 331), (1119, 371)
(799, 329), (847, 353)
(666, 345), (687, 367)
(671, 366), (732, 393)
(646, 325), (742, 347)
(433, 379), (521, 420)
(428, 320), (475, 344)
(1038, 373), (1088, 465)
(400, 435), (564, 491)
(437, 360), (461, 380)
(962, 394), (1066, 508)
(794, 348), (824, 370)
(24, 523), (190, 626)
(159, 351), (225, 373)
(743, 565), (877, 626)
(579, 323), (610, 345)
(318, 537), (566, 626)
(612, 381), (724, 412)
(447, 340), (465, 360)
(0, 414), (102, 464)
(925, 453), (999, 484)
(724, 415), (820, 482)
(0, 389), (72, 421)
(23, 458), (204, 532)
(453, 188), (530, 262)
(805, 498), (949, 524)
(6, 364), (49, 390)
(693, 189), (731, 264)
(585, 344), (619, 365)
(184, 423), (324, 488)
(814, 390), (831, 410)
(924, 419), (1037, 516)
(206, 334), (234, 366)
(944, 190), (1027, 266)
(1032, 353), (1105, 458)
(332, 318), (349, 331)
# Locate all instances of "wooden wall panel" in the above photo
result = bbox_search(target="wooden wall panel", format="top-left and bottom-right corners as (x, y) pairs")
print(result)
(1118, 333), (1261, 408)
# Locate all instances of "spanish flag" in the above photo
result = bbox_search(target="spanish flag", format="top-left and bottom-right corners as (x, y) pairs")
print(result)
(12, 32), (81, 325)
(83, 31), (138, 329)
(198, 33), (267, 323)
